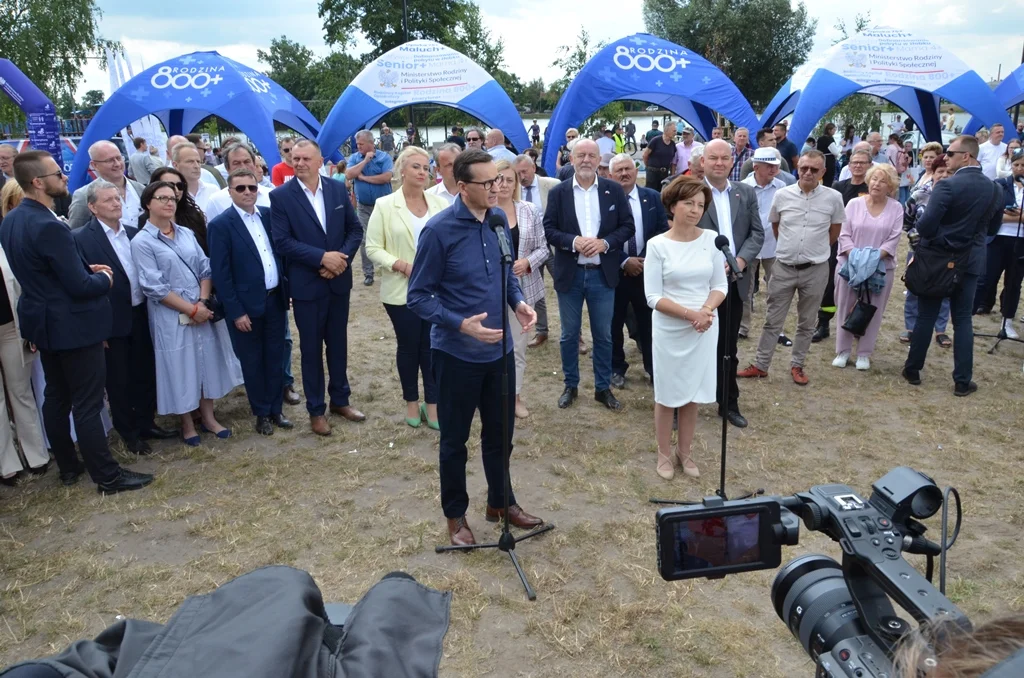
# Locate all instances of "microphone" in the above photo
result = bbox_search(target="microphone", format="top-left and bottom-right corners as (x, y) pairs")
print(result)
(488, 213), (514, 263)
(714, 234), (743, 280)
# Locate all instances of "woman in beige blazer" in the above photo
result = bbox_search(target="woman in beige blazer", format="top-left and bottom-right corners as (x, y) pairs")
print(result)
(0, 181), (50, 484)
(365, 146), (449, 429)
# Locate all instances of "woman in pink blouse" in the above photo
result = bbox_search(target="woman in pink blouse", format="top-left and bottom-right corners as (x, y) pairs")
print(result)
(832, 164), (904, 371)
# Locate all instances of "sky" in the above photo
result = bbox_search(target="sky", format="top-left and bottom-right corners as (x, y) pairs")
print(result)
(76, 0), (1023, 109)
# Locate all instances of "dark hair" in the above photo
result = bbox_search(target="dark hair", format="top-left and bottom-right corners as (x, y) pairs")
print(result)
(133, 137), (147, 150)
(140, 181), (178, 211)
(147, 167), (209, 253)
(12, 150), (51, 190)
(756, 128), (774, 144)
(661, 175), (712, 217)
(931, 155), (947, 171)
(823, 122), (836, 135)
(453, 149), (493, 184)
(185, 133), (203, 146)
(888, 133), (901, 144)
(955, 135), (980, 159)
(228, 168), (258, 184)
(222, 142), (256, 167)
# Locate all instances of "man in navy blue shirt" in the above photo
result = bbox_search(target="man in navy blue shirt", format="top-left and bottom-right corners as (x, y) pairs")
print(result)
(345, 130), (394, 287)
(407, 149), (544, 547)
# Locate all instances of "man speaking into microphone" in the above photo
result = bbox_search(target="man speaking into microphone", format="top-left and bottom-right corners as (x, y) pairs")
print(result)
(407, 149), (544, 547)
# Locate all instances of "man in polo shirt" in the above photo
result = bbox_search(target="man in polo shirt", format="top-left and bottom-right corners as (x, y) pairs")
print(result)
(738, 150), (846, 385)
(642, 121), (676, 190)
(345, 129), (394, 287)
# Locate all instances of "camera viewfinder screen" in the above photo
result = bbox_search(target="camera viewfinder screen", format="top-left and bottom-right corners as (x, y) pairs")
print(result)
(672, 513), (762, 573)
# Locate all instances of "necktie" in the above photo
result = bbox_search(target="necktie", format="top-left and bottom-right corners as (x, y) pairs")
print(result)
(627, 197), (638, 257)
(525, 185), (534, 203)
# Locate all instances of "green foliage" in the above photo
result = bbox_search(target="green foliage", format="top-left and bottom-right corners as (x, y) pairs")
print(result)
(257, 37), (362, 123)
(820, 13), (880, 135)
(642, 0), (816, 113)
(79, 89), (106, 109)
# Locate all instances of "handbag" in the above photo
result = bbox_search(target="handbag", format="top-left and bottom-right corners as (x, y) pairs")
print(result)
(150, 230), (225, 322)
(841, 286), (877, 337)
(902, 240), (969, 299)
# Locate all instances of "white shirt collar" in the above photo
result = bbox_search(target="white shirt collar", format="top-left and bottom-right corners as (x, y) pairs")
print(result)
(300, 175), (322, 195)
(233, 203), (260, 221)
(705, 177), (730, 194)
(572, 175), (598, 192)
(99, 219), (124, 236)
(628, 185), (639, 201)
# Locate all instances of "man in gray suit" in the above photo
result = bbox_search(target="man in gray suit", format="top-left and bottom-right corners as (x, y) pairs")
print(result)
(128, 137), (163, 185)
(698, 139), (764, 429)
(68, 140), (145, 230)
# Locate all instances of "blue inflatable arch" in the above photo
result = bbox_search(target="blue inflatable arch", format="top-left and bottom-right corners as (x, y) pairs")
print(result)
(69, 51), (321, 191)
(317, 40), (529, 158)
(0, 59), (63, 167)
(541, 33), (760, 175)
(964, 63), (1024, 135)
(759, 27), (1013, 147)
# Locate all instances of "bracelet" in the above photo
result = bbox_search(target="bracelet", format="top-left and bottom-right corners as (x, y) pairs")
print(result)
(189, 304), (199, 319)
(701, 305), (713, 313)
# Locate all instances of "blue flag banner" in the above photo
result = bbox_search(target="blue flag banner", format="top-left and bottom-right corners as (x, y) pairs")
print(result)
(0, 59), (63, 167)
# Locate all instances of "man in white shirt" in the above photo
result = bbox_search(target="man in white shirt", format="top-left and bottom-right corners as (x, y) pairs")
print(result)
(426, 143), (461, 206)
(596, 129), (616, 157)
(977, 123), (1007, 180)
(741, 149), (789, 344)
(172, 142), (218, 214)
(165, 134), (222, 189)
(484, 128), (517, 163)
(203, 144), (271, 221)
(68, 140), (144, 230)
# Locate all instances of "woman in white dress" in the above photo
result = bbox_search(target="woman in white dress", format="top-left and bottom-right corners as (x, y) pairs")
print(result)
(644, 176), (727, 480)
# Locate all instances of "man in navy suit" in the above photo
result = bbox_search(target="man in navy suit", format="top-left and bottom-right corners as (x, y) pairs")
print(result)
(270, 140), (365, 435)
(607, 153), (668, 389)
(543, 139), (636, 411)
(0, 151), (153, 493)
(903, 135), (1006, 396)
(73, 180), (176, 455)
(209, 169), (293, 436)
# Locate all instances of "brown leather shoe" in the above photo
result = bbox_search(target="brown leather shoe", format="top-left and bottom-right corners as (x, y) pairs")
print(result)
(283, 385), (301, 406)
(527, 334), (547, 348)
(447, 516), (476, 546)
(310, 415), (331, 436)
(330, 405), (366, 422)
(737, 364), (768, 379)
(486, 504), (544, 529)
(790, 366), (809, 386)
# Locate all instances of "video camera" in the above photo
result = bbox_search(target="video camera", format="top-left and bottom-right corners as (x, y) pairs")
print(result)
(655, 467), (970, 677)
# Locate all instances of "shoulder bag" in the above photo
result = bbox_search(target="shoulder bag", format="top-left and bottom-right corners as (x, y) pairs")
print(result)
(150, 230), (225, 322)
(902, 240), (970, 299)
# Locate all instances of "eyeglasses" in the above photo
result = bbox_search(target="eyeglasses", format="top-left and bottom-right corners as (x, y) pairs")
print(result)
(232, 184), (259, 193)
(466, 136), (481, 142)
(151, 195), (177, 204)
(35, 170), (64, 180)
(945, 150), (968, 157)
(798, 166), (823, 174)
(92, 156), (124, 165)
(281, 147), (293, 154)
(462, 178), (497, 190)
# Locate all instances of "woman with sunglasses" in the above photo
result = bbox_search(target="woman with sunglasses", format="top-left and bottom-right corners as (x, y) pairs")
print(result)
(555, 128), (579, 173)
(148, 168), (211, 255)
(131, 181), (243, 446)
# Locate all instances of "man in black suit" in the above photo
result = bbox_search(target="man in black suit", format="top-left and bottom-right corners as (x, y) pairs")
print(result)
(72, 180), (176, 455)
(698, 140), (764, 429)
(0, 151), (153, 493)
(903, 135), (1005, 396)
(607, 153), (668, 388)
(271, 140), (365, 436)
(543, 139), (635, 411)
(209, 169), (292, 436)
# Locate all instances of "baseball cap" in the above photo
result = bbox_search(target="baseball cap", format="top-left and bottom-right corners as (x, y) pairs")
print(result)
(599, 153), (615, 168)
(752, 148), (781, 165)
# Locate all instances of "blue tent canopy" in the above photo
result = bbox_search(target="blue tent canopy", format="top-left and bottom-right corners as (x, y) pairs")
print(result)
(69, 51), (321, 191)
(317, 40), (529, 158)
(964, 63), (1024, 135)
(759, 27), (1013, 147)
(541, 33), (760, 174)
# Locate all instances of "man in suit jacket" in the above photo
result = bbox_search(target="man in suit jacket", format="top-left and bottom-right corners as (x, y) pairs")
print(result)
(0, 151), (152, 493)
(607, 153), (668, 388)
(698, 140), (764, 429)
(128, 137), (163, 185)
(68, 140), (145, 229)
(904, 135), (1006, 396)
(271, 140), (365, 436)
(209, 169), (293, 436)
(543, 139), (636, 411)
(73, 181), (176, 455)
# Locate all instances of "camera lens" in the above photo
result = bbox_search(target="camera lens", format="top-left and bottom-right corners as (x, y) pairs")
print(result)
(771, 555), (866, 661)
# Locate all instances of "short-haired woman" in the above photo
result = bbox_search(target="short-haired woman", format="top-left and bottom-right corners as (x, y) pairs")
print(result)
(645, 176), (727, 480)
(832, 165), (904, 370)
(913, 142), (945, 192)
(365, 146), (448, 429)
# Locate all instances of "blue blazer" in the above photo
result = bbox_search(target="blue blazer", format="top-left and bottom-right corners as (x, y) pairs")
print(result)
(542, 176), (635, 293)
(619, 185), (669, 264)
(73, 217), (139, 339)
(208, 205), (289, 321)
(917, 167), (1005, 275)
(270, 177), (362, 301)
(0, 198), (112, 351)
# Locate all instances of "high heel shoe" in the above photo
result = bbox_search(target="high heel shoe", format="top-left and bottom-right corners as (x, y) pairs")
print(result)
(421, 403), (440, 431)
(656, 450), (675, 480)
(405, 404), (422, 428)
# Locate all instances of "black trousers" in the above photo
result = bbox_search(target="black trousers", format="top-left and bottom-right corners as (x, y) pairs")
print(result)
(978, 235), (1024, 319)
(645, 167), (670, 191)
(819, 241), (840, 315)
(433, 349), (516, 519)
(383, 303), (436, 404)
(716, 279), (743, 414)
(39, 343), (120, 484)
(227, 290), (287, 417)
(611, 273), (653, 378)
(105, 303), (158, 443)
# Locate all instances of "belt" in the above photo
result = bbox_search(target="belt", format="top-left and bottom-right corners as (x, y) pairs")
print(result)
(780, 261), (818, 271)
(646, 166), (669, 172)
(579, 263), (601, 270)
(266, 286), (279, 296)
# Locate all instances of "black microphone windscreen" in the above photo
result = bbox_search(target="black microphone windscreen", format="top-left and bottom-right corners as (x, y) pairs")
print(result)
(487, 214), (505, 230)
(714, 234), (730, 250)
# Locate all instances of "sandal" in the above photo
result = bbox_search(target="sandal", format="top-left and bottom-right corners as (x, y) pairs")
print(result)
(935, 333), (951, 348)
(899, 331), (911, 344)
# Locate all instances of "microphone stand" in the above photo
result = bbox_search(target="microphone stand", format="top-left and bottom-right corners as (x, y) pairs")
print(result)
(434, 221), (555, 600)
(975, 187), (1024, 355)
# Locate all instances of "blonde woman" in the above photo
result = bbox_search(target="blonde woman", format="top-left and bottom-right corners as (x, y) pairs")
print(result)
(365, 146), (448, 429)
(494, 159), (549, 418)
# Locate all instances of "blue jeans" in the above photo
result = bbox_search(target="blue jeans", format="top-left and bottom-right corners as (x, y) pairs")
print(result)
(899, 185), (910, 205)
(905, 273), (978, 386)
(556, 266), (615, 391)
(904, 251), (949, 333)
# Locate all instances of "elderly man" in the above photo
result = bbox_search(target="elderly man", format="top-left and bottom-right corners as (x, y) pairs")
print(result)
(485, 129), (517, 163)
(379, 124), (397, 158)
(710, 127), (723, 140)
(203, 144), (271, 221)
(643, 121), (677, 190)
(684, 145), (705, 180)
(730, 127), (754, 182)
(0, 143), (16, 187)
(187, 134), (226, 189)
(673, 125), (703, 176)
(68, 141), (144, 229)
(543, 139), (635, 411)
(608, 153), (668, 389)
(72, 181), (175, 455)
(866, 132), (888, 164)
(740, 129), (791, 179)
(129, 137), (162, 185)
(345, 130), (394, 287)
(740, 148), (789, 344)
(464, 128), (484, 150)
(427, 143), (462, 206)
(171, 142), (218, 214)
(977, 123), (1007, 180)
(514, 154), (559, 212)
(738, 150), (846, 385)
(836, 140), (881, 182)
(699, 139), (764, 428)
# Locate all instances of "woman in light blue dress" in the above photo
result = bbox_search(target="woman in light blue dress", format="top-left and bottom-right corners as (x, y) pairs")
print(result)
(131, 181), (243, 445)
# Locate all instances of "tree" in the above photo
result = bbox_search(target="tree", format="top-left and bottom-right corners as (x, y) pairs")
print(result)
(0, 0), (118, 125)
(79, 89), (105, 109)
(819, 13), (881, 136)
(319, 0), (465, 57)
(310, 51), (363, 120)
(642, 0), (816, 112)
(257, 37), (363, 122)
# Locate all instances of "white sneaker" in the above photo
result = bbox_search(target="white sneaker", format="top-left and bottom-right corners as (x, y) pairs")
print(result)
(832, 351), (850, 368)
(1003, 319), (1020, 340)
(856, 356), (871, 371)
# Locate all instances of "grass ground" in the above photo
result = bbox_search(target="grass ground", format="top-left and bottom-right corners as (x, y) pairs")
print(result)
(1, 249), (1022, 677)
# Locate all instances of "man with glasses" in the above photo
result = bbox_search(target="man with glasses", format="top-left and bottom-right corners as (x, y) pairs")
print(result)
(68, 140), (144, 229)
(406, 149), (543, 546)
(464, 128), (484, 150)
(345, 130), (394, 287)
(271, 136), (296, 186)
(738, 150), (846, 386)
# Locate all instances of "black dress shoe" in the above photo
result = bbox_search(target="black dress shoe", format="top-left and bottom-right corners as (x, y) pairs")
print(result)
(27, 462), (50, 476)
(124, 438), (153, 455)
(557, 386), (578, 409)
(139, 425), (178, 440)
(60, 467), (85, 486)
(721, 410), (748, 428)
(954, 381), (978, 397)
(611, 373), (626, 389)
(271, 413), (294, 429)
(283, 385), (302, 406)
(901, 367), (922, 386)
(363, 276), (374, 286)
(255, 416), (274, 436)
(1, 473), (22, 487)
(97, 469), (154, 495)
(811, 324), (829, 343)
(595, 389), (622, 411)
